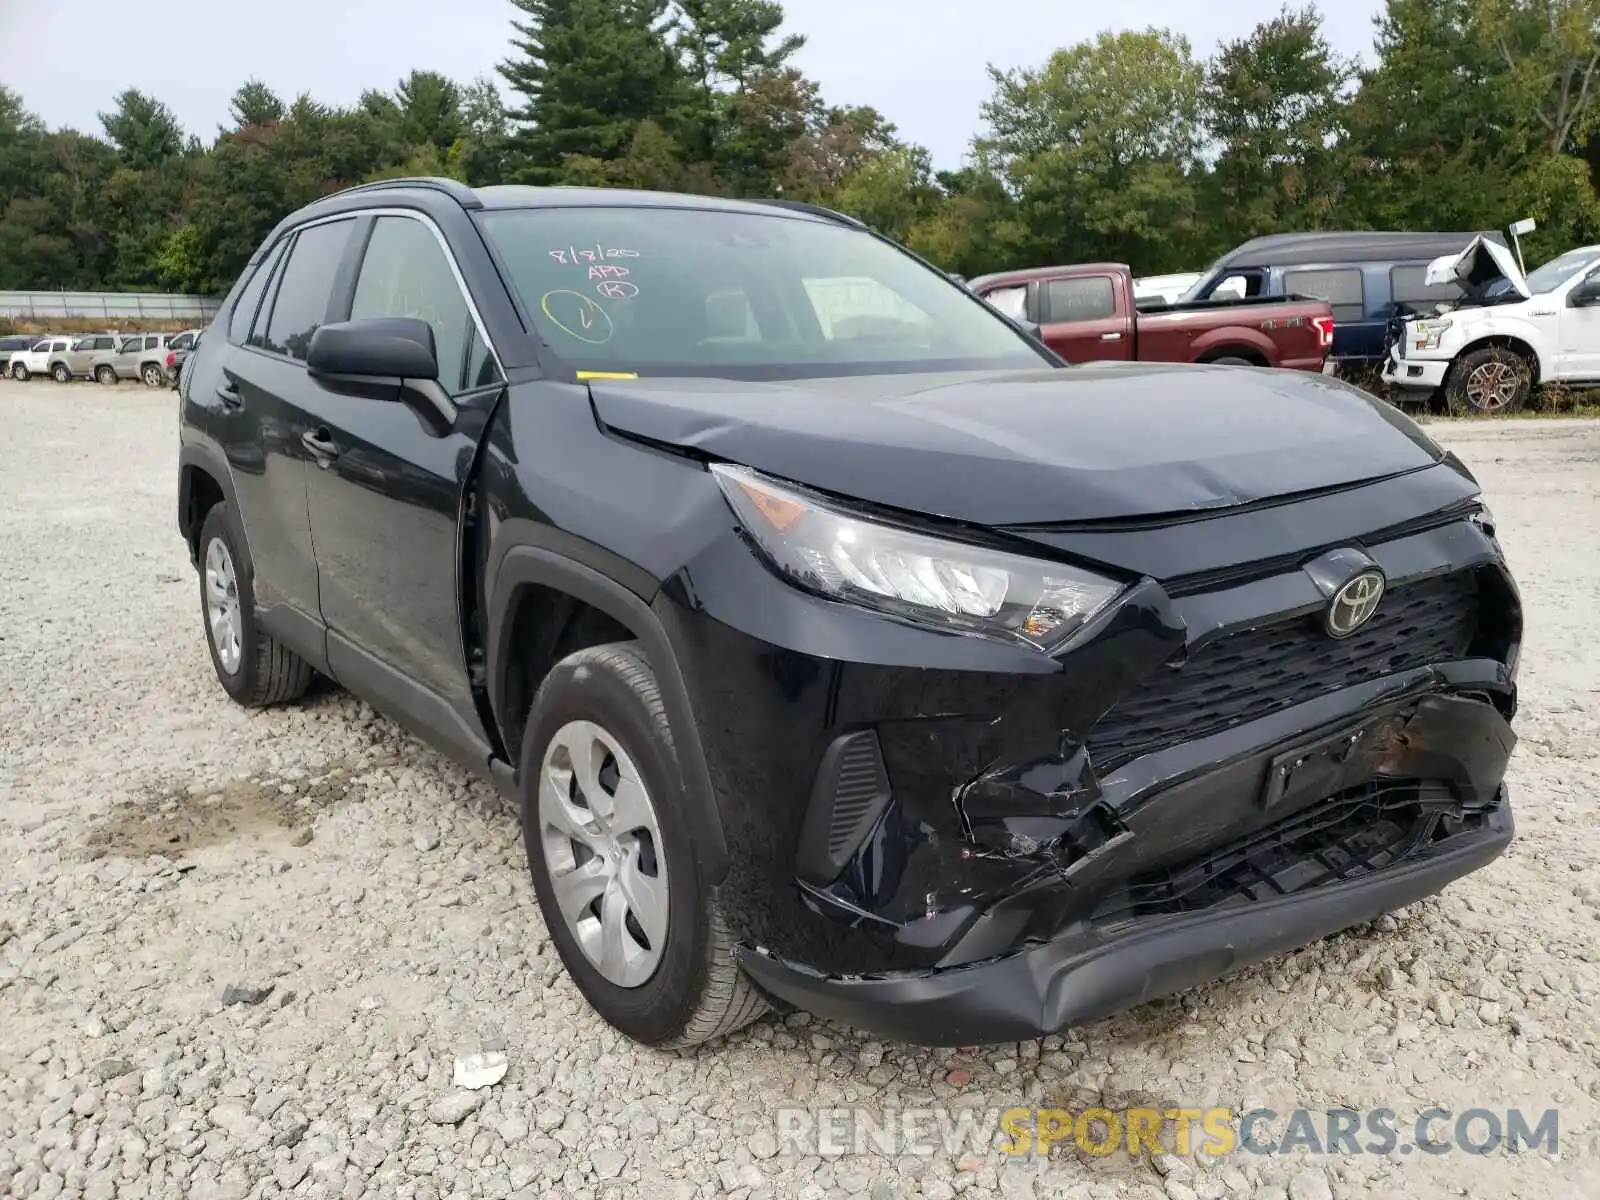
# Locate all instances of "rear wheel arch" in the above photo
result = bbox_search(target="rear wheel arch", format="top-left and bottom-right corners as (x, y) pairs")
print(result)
(1196, 345), (1268, 367)
(488, 545), (730, 883)
(178, 447), (240, 564)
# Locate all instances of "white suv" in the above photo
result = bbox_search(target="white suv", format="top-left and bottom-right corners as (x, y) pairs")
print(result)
(9, 337), (74, 382)
(1383, 237), (1600, 413)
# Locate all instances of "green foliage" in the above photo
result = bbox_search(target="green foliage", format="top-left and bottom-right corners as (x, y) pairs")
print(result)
(1, 0), (1597, 297)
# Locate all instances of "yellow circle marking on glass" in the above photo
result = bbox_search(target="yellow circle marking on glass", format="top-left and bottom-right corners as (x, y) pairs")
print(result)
(540, 290), (615, 345)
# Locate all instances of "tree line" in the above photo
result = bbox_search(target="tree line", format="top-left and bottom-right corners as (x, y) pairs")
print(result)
(0, 0), (1596, 298)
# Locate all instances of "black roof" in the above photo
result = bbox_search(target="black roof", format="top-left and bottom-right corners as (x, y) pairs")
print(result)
(1209, 230), (1507, 271)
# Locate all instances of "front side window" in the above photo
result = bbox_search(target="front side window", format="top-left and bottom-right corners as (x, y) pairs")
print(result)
(1044, 276), (1116, 323)
(476, 206), (1046, 379)
(1284, 268), (1366, 322)
(351, 215), (495, 393)
(119, 337), (142, 354)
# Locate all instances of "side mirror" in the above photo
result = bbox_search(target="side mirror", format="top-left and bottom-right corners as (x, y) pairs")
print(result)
(306, 317), (456, 436)
(307, 317), (439, 382)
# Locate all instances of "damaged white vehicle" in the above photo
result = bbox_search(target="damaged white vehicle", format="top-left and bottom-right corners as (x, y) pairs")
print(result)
(1381, 234), (1600, 412)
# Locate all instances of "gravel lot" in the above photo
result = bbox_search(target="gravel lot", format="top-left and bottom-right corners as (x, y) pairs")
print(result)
(1, 380), (1597, 1200)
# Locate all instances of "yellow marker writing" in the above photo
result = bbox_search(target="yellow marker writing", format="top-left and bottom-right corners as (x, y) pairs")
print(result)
(575, 371), (639, 381)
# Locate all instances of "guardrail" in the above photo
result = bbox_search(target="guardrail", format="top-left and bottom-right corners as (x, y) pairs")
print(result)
(0, 291), (222, 321)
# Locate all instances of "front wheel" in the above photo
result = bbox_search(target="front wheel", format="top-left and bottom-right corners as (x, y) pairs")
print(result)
(520, 642), (767, 1048)
(50, 363), (72, 384)
(95, 365), (117, 385)
(1446, 347), (1531, 415)
(11, 363), (29, 381)
(196, 503), (313, 707)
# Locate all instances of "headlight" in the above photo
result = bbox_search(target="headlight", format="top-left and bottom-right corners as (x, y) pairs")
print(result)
(710, 463), (1124, 651)
(1413, 319), (1453, 351)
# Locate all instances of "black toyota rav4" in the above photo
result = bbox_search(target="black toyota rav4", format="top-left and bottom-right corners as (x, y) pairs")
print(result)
(177, 177), (1521, 1048)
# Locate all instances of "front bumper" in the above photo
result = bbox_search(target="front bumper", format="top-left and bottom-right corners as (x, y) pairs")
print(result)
(659, 485), (1521, 1042)
(1382, 351), (1450, 391)
(737, 792), (1512, 1046)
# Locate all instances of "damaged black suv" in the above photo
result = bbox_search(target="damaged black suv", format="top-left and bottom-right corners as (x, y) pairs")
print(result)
(177, 177), (1520, 1048)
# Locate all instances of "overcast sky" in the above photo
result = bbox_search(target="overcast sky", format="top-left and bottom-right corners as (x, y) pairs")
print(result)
(0, 0), (1386, 168)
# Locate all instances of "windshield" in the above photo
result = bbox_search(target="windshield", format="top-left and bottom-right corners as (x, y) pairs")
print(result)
(476, 206), (1047, 379)
(1525, 248), (1600, 294)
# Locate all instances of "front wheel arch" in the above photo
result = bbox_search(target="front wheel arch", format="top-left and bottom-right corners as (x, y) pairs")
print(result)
(488, 545), (730, 884)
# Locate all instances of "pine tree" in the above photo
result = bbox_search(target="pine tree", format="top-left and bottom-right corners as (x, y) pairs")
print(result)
(499, 0), (683, 185)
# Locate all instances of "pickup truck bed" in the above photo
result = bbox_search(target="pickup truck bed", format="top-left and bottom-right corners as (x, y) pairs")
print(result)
(970, 262), (1335, 372)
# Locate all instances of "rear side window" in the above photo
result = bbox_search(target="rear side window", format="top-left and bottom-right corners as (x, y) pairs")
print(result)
(1390, 265), (1463, 308)
(1045, 276), (1116, 323)
(1284, 268), (1366, 323)
(230, 239), (288, 345)
(259, 219), (357, 361)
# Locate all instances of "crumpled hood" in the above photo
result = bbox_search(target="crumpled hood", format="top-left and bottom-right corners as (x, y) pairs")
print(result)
(588, 365), (1445, 526)
(1426, 235), (1531, 302)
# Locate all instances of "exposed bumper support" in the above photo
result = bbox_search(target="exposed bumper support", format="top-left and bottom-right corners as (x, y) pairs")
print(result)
(735, 794), (1512, 1046)
(1381, 353), (1450, 391)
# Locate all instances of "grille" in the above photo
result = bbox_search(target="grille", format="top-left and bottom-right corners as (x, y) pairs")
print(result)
(1093, 778), (1476, 925)
(1085, 571), (1480, 771)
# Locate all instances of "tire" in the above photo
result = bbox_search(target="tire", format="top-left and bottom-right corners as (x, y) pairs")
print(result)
(520, 642), (767, 1048)
(1446, 347), (1530, 415)
(1207, 355), (1254, 367)
(95, 365), (116, 385)
(142, 363), (164, 388)
(196, 503), (313, 708)
(11, 363), (29, 381)
(50, 363), (72, 384)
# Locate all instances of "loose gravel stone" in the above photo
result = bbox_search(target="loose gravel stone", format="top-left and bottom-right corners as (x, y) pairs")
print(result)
(1, 386), (1596, 1200)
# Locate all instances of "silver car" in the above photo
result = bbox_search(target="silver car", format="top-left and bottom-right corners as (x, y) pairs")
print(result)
(91, 332), (180, 387)
(53, 333), (124, 381)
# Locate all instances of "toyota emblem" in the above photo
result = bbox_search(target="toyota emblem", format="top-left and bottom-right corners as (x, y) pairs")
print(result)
(1324, 569), (1386, 638)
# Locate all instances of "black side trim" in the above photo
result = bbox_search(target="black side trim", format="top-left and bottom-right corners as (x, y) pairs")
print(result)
(487, 545), (729, 882)
(326, 630), (496, 780)
(796, 731), (893, 886)
(257, 603), (331, 677)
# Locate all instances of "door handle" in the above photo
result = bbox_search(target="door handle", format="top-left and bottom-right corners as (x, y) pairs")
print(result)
(1100, 332), (1123, 341)
(301, 428), (339, 464)
(216, 381), (242, 407)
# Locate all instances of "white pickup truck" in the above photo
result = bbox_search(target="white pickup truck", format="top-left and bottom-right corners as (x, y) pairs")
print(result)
(1382, 236), (1600, 412)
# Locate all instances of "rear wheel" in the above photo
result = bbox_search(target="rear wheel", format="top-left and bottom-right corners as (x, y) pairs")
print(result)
(1208, 355), (1255, 367)
(196, 503), (313, 707)
(50, 363), (71, 384)
(141, 363), (164, 388)
(1446, 347), (1530, 415)
(521, 642), (767, 1048)
(95, 365), (116, 385)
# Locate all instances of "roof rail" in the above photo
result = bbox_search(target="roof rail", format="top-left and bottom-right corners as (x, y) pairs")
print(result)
(328, 176), (483, 210)
(748, 198), (867, 229)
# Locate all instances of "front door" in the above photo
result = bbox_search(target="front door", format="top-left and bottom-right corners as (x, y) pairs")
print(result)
(1556, 268), (1600, 381)
(300, 213), (505, 763)
(1038, 274), (1131, 363)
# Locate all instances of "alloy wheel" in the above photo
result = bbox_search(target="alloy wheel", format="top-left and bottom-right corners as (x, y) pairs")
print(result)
(537, 719), (669, 988)
(204, 537), (243, 674)
(1464, 360), (1521, 411)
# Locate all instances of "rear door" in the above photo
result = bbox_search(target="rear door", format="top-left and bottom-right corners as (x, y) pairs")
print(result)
(213, 216), (361, 638)
(1038, 274), (1131, 362)
(300, 212), (504, 762)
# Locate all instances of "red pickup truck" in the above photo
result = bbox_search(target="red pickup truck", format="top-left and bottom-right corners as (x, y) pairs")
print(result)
(968, 263), (1335, 372)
